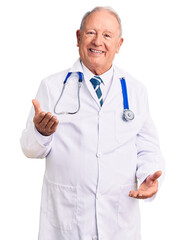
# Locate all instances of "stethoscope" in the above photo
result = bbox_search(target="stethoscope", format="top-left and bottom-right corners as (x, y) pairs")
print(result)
(54, 72), (135, 121)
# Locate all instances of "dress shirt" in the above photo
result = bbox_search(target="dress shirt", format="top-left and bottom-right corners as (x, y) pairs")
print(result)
(81, 61), (113, 101)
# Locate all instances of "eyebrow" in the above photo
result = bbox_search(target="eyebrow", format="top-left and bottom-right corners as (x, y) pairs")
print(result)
(85, 27), (113, 34)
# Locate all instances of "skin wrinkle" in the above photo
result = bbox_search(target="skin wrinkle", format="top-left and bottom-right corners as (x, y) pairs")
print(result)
(76, 9), (124, 75)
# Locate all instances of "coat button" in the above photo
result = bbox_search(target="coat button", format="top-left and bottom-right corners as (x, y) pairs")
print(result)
(96, 152), (102, 158)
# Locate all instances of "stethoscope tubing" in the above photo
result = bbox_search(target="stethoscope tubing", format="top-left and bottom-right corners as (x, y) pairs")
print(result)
(54, 72), (83, 115)
(120, 78), (129, 110)
(54, 72), (134, 121)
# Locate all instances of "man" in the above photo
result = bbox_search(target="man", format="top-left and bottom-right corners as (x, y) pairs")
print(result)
(20, 6), (165, 240)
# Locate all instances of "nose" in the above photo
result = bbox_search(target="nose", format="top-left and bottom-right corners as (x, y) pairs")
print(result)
(92, 33), (103, 46)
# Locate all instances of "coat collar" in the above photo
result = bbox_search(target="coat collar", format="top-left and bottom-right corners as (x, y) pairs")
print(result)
(67, 58), (128, 109)
(68, 58), (126, 79)
(68, 58), (83, 73)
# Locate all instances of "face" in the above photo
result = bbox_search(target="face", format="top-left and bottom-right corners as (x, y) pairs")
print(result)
(76, 10), (124, 75)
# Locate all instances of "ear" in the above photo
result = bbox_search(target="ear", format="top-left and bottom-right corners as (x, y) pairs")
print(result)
(76, 30), (81, 47)
(116, 37), (124, 54)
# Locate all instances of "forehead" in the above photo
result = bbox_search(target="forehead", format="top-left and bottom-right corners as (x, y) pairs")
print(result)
(83, 10), (120, 31)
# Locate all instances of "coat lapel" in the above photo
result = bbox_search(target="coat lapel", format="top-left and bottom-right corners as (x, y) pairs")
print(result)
(68, 59), (126, 110)
(69, 58), (101, 109)
(100, 67), (125, 110)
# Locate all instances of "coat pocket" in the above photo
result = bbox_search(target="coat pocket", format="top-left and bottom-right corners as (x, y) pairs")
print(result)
(47, 178), (77, 231)
(117, 183), (140, 229)
(115, 110), (141, 145)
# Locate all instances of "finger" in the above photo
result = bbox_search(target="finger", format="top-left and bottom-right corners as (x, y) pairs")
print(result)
(46, 116), (58, 130)
(137, 189), (158, 199)
(147, 171), (162, 183)
(51, 119), (59, 132)
(43, 116), (59, 135)
(129, 190), (153, 199)
(32, 99), (42, 115)
(47, 119), (59, 134)
(33, 111), (46, 124)
(129, 191), (141, 199)
(129, 190), (139, 198)
(39, 112), (52, 128)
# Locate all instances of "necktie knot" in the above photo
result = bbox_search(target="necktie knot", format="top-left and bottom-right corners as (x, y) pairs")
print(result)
(90, 76), (103, 88)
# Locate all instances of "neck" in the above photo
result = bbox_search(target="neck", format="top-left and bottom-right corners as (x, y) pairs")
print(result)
(82, 61), (112, 76)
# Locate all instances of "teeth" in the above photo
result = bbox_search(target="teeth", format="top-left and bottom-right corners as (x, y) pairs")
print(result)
(90, 49), (103, 53)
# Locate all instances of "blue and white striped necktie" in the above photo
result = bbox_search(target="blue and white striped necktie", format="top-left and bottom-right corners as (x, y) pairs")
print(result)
(90, 76), (103, 107)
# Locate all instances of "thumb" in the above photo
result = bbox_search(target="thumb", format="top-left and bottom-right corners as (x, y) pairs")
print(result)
(147, 170), (162, 183)
(32, 99), (42, 115)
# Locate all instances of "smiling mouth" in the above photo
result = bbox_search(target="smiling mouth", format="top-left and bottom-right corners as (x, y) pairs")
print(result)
(89, 48), (105, 54)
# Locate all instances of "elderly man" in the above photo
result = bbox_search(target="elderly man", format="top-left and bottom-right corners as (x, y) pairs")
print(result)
(20, 6), (165, 240)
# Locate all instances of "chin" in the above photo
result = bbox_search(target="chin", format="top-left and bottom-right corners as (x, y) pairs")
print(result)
(88, 59), (103, 68)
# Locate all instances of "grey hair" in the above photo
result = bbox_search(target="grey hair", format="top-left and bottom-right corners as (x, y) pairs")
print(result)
(80, 6), (122, 37)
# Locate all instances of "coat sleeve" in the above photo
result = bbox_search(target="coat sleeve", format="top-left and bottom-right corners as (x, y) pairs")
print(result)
(135, 88), (165, 191)
(20, 78), (53, 158)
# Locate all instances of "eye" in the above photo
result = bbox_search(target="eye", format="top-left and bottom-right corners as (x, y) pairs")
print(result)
(104, 33), (111, 38)
(87, 31), (96, 35)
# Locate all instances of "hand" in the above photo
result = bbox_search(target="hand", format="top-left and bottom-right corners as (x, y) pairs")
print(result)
(129, 171), (162, 199)
(32, 99), (59, 136)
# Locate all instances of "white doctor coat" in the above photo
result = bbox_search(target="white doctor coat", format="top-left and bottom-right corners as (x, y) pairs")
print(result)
(20, 59), (165, 240)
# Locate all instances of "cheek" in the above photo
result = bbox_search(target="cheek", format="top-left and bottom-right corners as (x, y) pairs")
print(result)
(78, 42), (88, 60)
(105, 41), (118, 54)
(105, 41), (111, 50)
(79, 39), (89, 52)
(107, 46), (118, 56)
(81, 36), (91, 46)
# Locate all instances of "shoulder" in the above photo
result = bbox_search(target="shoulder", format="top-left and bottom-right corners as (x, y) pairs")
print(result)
(41, 68), (70, 88)
(114, 65), (147, 95)
(42, 58), (82, 86)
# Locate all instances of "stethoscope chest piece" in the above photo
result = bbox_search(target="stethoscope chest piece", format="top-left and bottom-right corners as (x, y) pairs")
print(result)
(120, 77), (135, 122)
(122, 109), (134, 121)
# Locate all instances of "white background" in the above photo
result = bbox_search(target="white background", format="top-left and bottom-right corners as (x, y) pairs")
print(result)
(0, 0), (184, 239)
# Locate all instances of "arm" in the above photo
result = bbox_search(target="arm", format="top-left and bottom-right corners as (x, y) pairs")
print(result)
(130, 89), (165, 199)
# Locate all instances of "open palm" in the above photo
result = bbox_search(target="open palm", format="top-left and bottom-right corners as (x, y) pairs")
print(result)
(129, 171), (162, 199)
